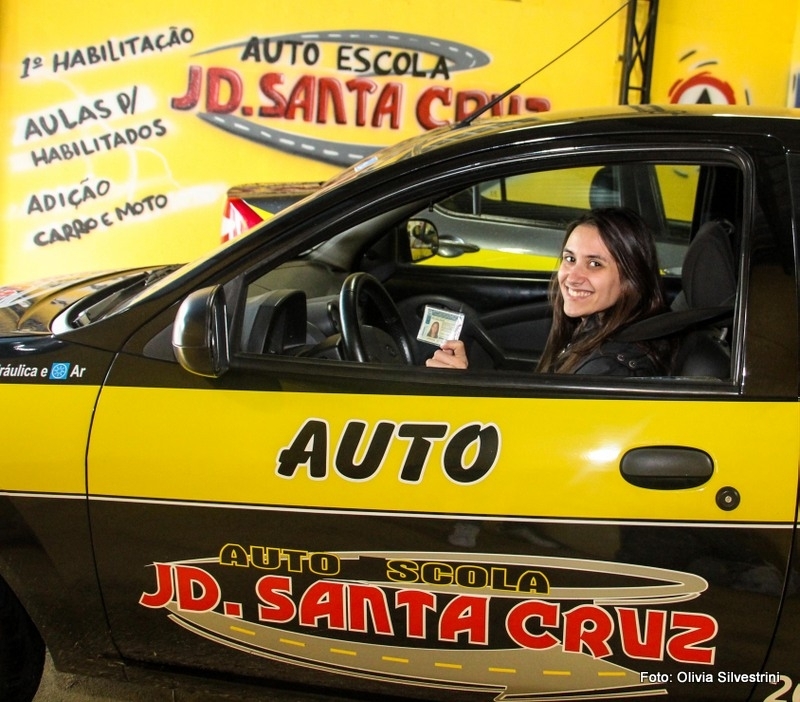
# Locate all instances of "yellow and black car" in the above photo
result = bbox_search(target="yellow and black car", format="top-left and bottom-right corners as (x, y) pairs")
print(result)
(1, 105), (798, 702)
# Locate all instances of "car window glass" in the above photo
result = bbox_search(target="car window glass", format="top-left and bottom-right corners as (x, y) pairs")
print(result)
(417, 163), (702, 275)
(657, 164), (699, 224)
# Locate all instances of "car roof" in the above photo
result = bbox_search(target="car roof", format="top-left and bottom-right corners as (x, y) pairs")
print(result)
(420, 103), (800, 147)
(325, 104), (800, 190)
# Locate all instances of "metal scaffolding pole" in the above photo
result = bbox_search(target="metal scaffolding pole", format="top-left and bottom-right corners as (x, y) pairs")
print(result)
(619, 0), (659, 105)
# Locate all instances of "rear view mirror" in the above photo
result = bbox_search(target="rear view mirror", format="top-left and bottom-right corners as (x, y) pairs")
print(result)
(172, 285), (229, 378)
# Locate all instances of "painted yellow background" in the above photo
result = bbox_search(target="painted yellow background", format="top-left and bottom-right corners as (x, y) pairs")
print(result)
(1, 0), (799, 284)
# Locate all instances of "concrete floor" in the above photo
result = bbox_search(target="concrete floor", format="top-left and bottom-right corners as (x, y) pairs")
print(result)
(32, 653), (340, 702)
(34, 654), (173, 702)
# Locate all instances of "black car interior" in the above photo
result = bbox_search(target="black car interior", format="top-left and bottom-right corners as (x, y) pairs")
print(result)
(234, 161), (743, 381)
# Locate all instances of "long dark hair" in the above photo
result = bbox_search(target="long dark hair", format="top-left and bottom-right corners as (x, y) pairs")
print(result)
(537, 207), (668, 373)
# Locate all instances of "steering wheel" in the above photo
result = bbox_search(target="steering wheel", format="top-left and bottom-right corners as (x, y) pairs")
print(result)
(339, 273), (415, 365)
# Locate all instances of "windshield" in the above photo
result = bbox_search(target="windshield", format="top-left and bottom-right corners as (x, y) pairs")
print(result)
(117, 133), (452, 315)
(322, 125), (455, 188)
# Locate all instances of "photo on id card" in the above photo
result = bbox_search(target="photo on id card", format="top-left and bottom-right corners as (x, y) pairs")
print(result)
(417, 305), (465, 346)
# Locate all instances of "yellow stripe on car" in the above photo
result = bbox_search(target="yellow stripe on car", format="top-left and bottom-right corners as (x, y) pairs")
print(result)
(87, 387), (798, 525)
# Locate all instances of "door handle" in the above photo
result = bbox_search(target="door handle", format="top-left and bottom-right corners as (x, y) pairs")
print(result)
(620, 446), (714, 490)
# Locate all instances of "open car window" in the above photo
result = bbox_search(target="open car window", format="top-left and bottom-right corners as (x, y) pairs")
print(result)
(229, 153), (746, 386)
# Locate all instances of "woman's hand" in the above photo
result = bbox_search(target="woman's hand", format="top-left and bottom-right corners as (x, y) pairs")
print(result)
(426, 340), (468, 370)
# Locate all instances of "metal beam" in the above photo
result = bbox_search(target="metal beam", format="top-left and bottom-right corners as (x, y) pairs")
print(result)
(619, 0), (659, 104)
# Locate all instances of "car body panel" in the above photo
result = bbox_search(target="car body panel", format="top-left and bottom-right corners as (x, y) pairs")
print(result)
(4, 385), (99, 494)
(88, 385), (796, 524)
(89, 503), (792, 700)
(0, 267), (160, 334)
(84, 349), (797, 699)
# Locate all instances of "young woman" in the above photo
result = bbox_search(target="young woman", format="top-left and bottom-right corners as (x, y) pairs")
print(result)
(426, 207), (672, 376)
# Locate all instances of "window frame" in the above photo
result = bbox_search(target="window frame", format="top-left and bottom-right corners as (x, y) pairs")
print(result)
(223, 143), (756, 399)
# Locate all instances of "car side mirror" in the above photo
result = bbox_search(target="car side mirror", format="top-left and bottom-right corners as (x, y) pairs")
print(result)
(172, 285), (229, 378)
(407, 219), (439, 261)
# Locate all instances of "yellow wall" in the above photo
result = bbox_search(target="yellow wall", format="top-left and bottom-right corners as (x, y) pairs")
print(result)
(0, 0), (797, 284)
(651, 0), (798, 106)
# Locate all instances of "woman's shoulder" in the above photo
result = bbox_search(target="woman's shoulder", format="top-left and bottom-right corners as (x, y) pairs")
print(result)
(572, 339), (661, 377)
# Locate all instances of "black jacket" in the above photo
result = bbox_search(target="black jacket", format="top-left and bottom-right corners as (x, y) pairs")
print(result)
(571, 339), (662, 376)
(558, 313), (670, 377)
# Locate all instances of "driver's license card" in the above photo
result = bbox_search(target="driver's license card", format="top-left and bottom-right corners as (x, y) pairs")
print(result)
(417, 306), (465, 346)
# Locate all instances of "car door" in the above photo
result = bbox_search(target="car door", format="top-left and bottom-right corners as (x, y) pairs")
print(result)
(87, 144), (798, 701)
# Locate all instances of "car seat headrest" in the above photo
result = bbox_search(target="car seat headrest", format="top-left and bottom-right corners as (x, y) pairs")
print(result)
(589, 166), (620, 210)
(680, 219), (737, 309)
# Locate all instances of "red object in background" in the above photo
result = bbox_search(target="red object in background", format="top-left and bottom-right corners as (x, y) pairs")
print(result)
(221, 197), (266, 242)
(221, 181), (322, 242)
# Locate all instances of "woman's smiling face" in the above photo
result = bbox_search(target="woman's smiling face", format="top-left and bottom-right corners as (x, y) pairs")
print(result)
(558, 223), (623, 318)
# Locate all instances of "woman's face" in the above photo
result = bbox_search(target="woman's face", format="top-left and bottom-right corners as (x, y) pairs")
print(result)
(557, 223), (622, 318)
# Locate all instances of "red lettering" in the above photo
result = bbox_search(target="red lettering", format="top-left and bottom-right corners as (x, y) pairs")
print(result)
(439, 595), (488, 645)
(419, 88), (550, 130)
(455, 90), (526, 120)
(506, 600), (560, 650)
(666, 612), (717, 665)
(506, 95), (523, 116)
(617, 607), (667, 661)
(206, 67), (243, 113)
(139, 563), (175, 608)
(141, 559), (720, 667)
(526, 96), (551, 112)
(258, 73), (287, 117)
(286, 75), (315, 122)
(371, 82), (402, 129)
(171, 65), (202, 110)
(416, 86), (452, 130)
(298, 581), (346, 630)
(346, 78), (377, 127)
(490, 94), (508, 117)
(396, 589), (436, 638)
(256, 575), (296, 623)
(316, 77), (347, 125)
(174, 565), (221, 613)
(347, 584), (394, 635)
(562, 604), (614, 658)
(455, 90), (488, 122)
(171, 65), (550, 134)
